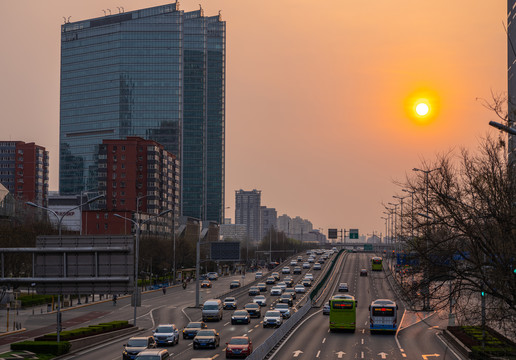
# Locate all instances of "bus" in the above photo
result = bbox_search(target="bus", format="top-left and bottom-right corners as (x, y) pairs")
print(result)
(371, 257), (383, 271)
(369, 299), (398, 333)
(329, 295), (357, 332)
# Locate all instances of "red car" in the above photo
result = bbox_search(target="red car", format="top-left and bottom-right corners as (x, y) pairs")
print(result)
(201, 280), (212, 288)
(225, 336), (252, 358)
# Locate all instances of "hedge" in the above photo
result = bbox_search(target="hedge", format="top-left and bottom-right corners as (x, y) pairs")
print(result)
(36, 320), (130, 341)
(11, 340), (71, 355)
(18, 294), (54, 307)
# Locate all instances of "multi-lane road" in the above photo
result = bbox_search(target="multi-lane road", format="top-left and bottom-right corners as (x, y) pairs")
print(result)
(0, 251), (462, 360)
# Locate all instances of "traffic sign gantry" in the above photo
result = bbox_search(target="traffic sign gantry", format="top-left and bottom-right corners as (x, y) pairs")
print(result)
(349, 229), (359, 239)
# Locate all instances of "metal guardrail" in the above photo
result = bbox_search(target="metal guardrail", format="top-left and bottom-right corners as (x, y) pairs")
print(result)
(247, 300), (312, 360)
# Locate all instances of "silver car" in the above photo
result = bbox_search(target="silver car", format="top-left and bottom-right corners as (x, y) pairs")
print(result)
(322, 302), (330, 315)
(263, 310), (283, 328)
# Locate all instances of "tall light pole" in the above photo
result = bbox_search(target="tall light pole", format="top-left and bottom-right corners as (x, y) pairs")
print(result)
(393, 195), (408, 254)
(114, 208), (173, 326)
(413, 167), (440, 311)
(381, 217), (388, 244)
(79, 188), (99, 235)
(402, 189), (415, 240)
(26, 194), (104, 342)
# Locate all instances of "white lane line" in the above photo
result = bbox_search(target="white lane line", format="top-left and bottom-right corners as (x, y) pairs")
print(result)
(322, 338), (326, 343)
(248, 329), (253, 333)
(361, 351), (364, 358)
(316, 350), (321, 357)
(224, 321), (230, 326)
(361, 338), (364, 344)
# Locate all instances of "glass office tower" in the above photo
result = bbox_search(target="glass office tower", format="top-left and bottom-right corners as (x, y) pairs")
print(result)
(59, 3), (225, 223)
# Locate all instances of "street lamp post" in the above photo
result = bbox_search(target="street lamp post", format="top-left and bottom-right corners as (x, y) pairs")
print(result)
(26, 194), (104, 342)
(114, 209), (173, 327)
(402, 189), (415, 240)
(413, 167), (440, 311)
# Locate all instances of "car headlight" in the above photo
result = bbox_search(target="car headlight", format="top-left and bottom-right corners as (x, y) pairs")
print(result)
(123, 350), (128, 355)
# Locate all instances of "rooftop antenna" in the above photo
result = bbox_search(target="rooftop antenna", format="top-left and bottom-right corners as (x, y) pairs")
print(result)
(199, 4), (204, 16)
(121, 6), (124, 12)
(175, 1), (180, 10)
(116, 6), (121, 13)
(107, 9), (112, 15)
(218, 10), (222, 21)
(102, 9), (106, 16)
(67, 16), (71, 23)
(62, 16), (67, 24)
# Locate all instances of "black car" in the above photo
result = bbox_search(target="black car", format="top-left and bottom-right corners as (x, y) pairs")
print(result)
(283, 277), (294, 287)
(360, 269), (368, 276)
(257, 282), (267, 292)
(279, 293), (293, 306)
(182, 322), (207, 339)
(230, 280), (241, 289)
(244, 303), (261, 318)
(193, 329), (220, 349)
(231, 310), (251, 325)
(248, 286), (260, 296)
(123, 336), (156, 360)
(293, 266), (302, 274)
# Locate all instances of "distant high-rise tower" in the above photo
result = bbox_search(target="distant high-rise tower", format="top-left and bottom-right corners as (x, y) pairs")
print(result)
(235, 190), (262, 243)
(59, 3), (225, 223)
(0, 141), (49, 206)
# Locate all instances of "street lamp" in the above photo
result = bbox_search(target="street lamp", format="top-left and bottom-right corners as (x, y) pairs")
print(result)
(402, 189), (415, 240)
(413, 167), (440, 311)
(114, 208), (173, 327)
(393, 195), (408, 254)
(26, 194), (104, 342)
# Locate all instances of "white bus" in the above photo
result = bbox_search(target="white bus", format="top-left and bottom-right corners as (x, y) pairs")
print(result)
(369, 299), (398, 333)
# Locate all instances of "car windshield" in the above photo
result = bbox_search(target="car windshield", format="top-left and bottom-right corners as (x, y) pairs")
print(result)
(155, 326), (174, 333)
(265, 311), (281, 317)
(276, 304), (288, 309)
(127, 339), (148, 347)
(203, 305), (218, 310)
(229, 338), (249, 345)
(196, 330), (215, 337)
(255, 296), (265, 300)
(231, 281), (239, 284)
(225, 298), (235, 302)
(136, 356), (161, 360)
(234, 311), (247, 316)
(186, 323), (202, 329)
(246, 304), (258, 309)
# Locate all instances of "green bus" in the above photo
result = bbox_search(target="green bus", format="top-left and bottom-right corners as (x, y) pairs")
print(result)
(371, 257), (383, 271)
(329, 295), (357, 332)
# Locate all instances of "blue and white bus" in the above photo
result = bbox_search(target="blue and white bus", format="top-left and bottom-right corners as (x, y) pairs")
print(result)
(369, 299), (398, 333)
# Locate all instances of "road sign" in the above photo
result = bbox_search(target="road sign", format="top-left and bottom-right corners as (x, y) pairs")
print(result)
(349, 229), (359, 239)
(210, 241), (240, 261)
(328, 229), (338, 239)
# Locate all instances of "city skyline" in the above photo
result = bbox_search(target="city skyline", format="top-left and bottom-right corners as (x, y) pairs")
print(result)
(0, 1), (506, 236)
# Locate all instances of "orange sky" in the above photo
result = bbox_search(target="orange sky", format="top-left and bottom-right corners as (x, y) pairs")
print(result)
(0, 1), (507, 237)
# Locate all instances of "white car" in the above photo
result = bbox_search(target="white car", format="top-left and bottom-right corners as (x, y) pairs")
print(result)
(313, 263), (322, 270)
(153, 324), (180, 346)
(305, 273), (314, 281)
(302, 262), (310, 269)
(290, 260), (297, 266)
(277, 282), (287, 291)
(270, 286), (283, 296)
(294, 285), (306, 293)
(253, 295), (267, 306)
(282, 266), (290, 274)
(255, 272), (263, 279)
(263, 310), (283, 328)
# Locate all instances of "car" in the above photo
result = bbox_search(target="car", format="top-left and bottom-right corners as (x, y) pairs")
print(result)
(272, 272), (280, 281)
(284, 288), (296, 299)
(282, 266), (290, 274)
(302, 278), (312, 287)
(277, 281), (287, 291)
(274, 303), (292, 318)
(207, 272), (218, 281)
(360, 269), (368, 276)
(290, 260), (297, 266)
(323, 302), (330, 315)
(293, 266), (302, 274)
(305, 273), (314, 281)
(270, 286), (282, 296)
(279, 293), (293, 306)
(308, 257), (315, 263)
(248, 286), (260, 296)
(295, 284), (306, 293)
(244, 303), (261, 318)
(230, 280), (241, 289)
(263, 310), (283, 328)
(153, 324), (180, 346)
(265, 276), (276, 285)
(231, 310), (250, 325)
(253, 295), (267, 306)
(123, 336), (156, 360)
(223, 297), (237, 310)
(302, 262), (310, 269)
(338, 283), (349, 292)
(255, 271), (263, 279)
(257, 282), (267, 292)
(182, 322), (207, 339)
(297, 256), (303, 262)
(313, 263), (322, 270)
(283, 277), (294, 287)
(135, 349), (170, 360)
(226, 336), (253, 358)
(200, 280), (212, 288)
(193, 329), (220, 349)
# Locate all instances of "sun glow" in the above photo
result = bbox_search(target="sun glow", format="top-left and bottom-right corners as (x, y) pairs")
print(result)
(415, 102), (429, 116)
(404, 89), (439, 125)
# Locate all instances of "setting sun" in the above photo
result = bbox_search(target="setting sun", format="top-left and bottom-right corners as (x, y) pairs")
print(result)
(415, 102), (429, 116)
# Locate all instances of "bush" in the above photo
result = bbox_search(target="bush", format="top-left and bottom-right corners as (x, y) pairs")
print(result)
(36, 320), (131, 341)
(18, 294), (54, 307)
(11, 340), (71, 355)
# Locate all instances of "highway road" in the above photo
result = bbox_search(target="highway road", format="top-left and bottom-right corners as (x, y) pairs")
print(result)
(0, 250), (461, 360)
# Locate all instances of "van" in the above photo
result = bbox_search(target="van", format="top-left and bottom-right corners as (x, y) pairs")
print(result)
(202, 299), (223, 322)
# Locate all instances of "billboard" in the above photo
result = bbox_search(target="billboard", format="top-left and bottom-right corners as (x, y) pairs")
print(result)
(210, 241), (240, 261)
(328, 229), (338, 239)
(349, 229), (359, 239)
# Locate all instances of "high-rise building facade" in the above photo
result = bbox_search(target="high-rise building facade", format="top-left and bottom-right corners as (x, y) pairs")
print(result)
(59, 3), (225, 223)
(235, 190), (262, 243)
(83, 136), (179, 235)
(0, 141), (49, 206)
(260, 206), (277, 238)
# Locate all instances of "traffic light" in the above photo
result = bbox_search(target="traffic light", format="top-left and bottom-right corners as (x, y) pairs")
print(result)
(481, 291), (485, 297)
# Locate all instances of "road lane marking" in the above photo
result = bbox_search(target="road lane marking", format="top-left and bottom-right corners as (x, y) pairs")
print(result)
(322, 337), (326, 343)
(361, 351), (364, 358)
(316, 350), (321, 357)
(248, 329), (253, 333)
(361, 338), (364, 344)
(224, 321), (230, 326)
(255, 324), (259, 328)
